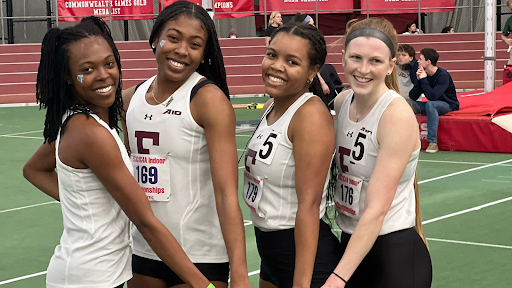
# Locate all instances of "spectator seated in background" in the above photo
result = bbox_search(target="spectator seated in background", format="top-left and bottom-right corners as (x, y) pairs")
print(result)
(265, 11), (283, 46)
(293, 13), (314, 26)
(410, 48), (459, 153)
(403, 22), (422, 34)
(501, 0), (512, 63)
(319, 64), (344, 109)
(228, 28), (237, 38)
(441, 26), (454, 33)
(396, 44), (419, 99)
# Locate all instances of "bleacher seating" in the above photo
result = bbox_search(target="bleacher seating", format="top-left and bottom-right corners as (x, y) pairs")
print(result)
(0, 32), (510, 104)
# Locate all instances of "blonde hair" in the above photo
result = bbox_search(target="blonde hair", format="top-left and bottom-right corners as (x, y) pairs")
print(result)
(414, 173), (428, 248)
(344, 18), (401, 94)
(268, 11), (282, 27)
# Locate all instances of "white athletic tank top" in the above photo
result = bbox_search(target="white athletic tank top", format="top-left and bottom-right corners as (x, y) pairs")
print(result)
(47, 112), (132, 288)
(126, 73), (228, 263)
(335, 90), (419, 235)
(243, 92), (329, 231)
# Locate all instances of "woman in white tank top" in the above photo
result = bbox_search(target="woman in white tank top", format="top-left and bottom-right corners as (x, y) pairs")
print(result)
(23, 17), (213, 288)
(121, 3), (250, 288)
(323, 18), (432, 288)
(244, 23), (342, 288)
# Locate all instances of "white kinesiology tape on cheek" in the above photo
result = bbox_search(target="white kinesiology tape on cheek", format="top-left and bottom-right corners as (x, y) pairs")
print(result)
(160, 40), (165, 47)
(77, 74), (84, 83)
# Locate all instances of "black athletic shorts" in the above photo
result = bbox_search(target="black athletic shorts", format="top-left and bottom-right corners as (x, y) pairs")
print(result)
(341, 227), (432, 288)
(132, 254), (229, 287)
(255, 219), (343, 288)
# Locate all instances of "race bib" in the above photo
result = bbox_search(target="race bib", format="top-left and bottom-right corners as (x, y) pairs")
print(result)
(131, 153), (171, 201)
(243, 170), (264, 217)
(256, 131), (282, 165)
(335, 173), (363, 217)
(350, 131), (369, 166)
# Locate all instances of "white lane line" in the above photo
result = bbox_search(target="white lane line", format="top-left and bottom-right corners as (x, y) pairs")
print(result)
(481, 179), (511, 183)
(422, 196), (512, 224)
(235, 134), (252, 137)
(248, 270), (261, 276)
(419, 159), (512, 166)
(0, 271), (46, 285)
(498, 175), (512, 178)
(427, 238), (512, 249)
(418, 159), (512, 184)
(0, 135), (43, 139)
(0, 201), (58, 214)
(244, 221), (253, 226)
(0, 130), (42, 137)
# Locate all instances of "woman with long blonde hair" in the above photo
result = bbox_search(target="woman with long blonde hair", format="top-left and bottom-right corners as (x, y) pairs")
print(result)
(323, 18), (432, 288)
(265, 11), (283, 46)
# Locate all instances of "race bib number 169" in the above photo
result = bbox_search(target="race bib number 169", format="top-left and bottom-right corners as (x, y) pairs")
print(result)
(131, 153), (171, 201)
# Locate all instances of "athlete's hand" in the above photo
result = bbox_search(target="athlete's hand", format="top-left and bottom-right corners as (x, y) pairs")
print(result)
(321, 274), (346, 288)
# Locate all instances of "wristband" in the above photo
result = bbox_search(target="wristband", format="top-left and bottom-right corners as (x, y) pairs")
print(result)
(208, 283), (216, 288)
(332, 272), (347, 283)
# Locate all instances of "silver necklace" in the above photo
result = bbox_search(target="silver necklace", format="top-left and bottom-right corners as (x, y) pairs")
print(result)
(151, 79), (173, 107)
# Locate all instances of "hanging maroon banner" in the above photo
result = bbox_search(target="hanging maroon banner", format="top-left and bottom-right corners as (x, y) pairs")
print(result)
(213, 0), (254, 18)
(266, 0), (353, 14)
(58, 0), (154, 21)
(160, 0), (201, 11)
(360, 0), (455, 14)
(161, 0), (254, 18)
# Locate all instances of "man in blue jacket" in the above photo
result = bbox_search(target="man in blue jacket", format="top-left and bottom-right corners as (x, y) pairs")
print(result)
(410, 48), (459, 153)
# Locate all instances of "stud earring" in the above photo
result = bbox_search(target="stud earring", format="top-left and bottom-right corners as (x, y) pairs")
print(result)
(307, 78), (313, 84)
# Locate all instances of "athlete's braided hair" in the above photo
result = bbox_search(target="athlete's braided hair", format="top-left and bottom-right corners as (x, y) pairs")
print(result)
(36, 16), (123, 143)
(269, 22), (328, 107)
(149, 1), (229, 98)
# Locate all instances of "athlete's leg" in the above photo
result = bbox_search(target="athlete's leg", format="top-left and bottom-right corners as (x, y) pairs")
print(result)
(128, 274), (167, 288)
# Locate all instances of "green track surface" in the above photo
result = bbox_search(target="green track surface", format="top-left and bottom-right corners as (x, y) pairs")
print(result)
(1, 105), (511, 287)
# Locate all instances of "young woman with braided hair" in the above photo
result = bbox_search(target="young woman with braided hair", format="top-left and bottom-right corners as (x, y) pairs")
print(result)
(243, 22), (342, 288)
(121, 2), (250, 288)
(23, 16), (212, 288)
(322, 18), (432, 288)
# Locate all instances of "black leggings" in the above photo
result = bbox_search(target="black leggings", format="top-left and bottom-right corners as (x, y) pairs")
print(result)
(341, 228), (432, 288)
(256, 219), (343, 288)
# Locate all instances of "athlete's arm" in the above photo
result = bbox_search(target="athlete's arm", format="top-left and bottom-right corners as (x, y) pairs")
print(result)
(290, 97), (335, 288)
(333, 89), (351, 117)
(191, 85), (251, 288)
(121, 85), (137, 155)
(63, 114), (211, 288)
(323, 97), (419, 288)
(23, 141), (59, 201)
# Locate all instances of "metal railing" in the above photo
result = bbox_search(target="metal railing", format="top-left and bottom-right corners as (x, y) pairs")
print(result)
(1, 0), (511, 44)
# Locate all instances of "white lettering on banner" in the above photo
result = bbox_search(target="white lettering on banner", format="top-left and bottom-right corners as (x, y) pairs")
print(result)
(133, 0), (147, 5)
(64, 0), (147, 8)
(284, 0), (298, 2)
(420, 123), (428, 141)
(214, 2), (234, 8)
